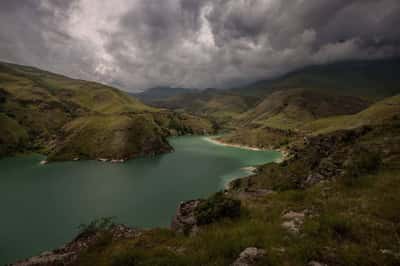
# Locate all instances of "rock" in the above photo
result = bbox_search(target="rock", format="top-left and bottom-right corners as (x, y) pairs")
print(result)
(11, 225), (141, 266)
(171, 200), (202, 235)
(11, 252), (77, 266)
(380, 249), (400, 258)
(282, 210), (305, 220)
(97, 158), (109, 162)
(308, 261), (327, 266)
(281, 220), (299, 234)
(232, 247), (266, 266)
(281, 210), (306, 234)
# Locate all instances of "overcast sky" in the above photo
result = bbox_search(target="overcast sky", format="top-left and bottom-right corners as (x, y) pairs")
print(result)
(0, 0), (399, 92)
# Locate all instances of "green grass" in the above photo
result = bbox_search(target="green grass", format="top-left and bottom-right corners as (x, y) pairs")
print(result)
(151, 91), (260, 127)
(47, 113), (170, 161)
(303, 94), (400, 135)
(0, 62), (154, 115)
(218, 127), (295, 149)
(0, 113), (29, 156)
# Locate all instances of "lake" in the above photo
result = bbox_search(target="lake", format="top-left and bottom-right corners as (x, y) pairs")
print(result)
(0, 136), (280, 264)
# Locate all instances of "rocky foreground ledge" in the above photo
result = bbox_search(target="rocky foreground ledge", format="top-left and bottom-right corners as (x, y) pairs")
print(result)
(11, 192), (241, 266)
(10, 225), (142, 266)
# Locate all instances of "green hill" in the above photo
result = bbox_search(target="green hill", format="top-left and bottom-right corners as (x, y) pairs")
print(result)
(133, 87), (197, 103)
(302, 94), (400, 135)
(143, 58), (400, 131)
(240, 88), (370, 130)
(218, 88), (370, 148)
(0, 62), (214, 160)
(233, 58), (400, 98)
(150, 89), (260, 127)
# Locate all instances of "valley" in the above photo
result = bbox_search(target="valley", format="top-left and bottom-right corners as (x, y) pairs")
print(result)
(1, 58), (400, 266)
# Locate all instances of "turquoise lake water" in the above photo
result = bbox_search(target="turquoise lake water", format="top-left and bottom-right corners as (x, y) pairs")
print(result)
(0, 136), (280, 264)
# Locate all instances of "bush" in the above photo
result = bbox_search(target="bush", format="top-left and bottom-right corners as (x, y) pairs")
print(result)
(78, 216), (116, 236)
(195, 192), (241, 225)
(320, 214), (355, 241)
(344, 147), (382, 185)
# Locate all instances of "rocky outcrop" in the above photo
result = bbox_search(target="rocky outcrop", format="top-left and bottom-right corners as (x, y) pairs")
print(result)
(281, 210), (307, 234)
(171, 200), (202, 236)
(11, 225), (141, 266)
(232, 247), (266, 266)
(287, 126), (374, 187)
(171, 193), (242, 236)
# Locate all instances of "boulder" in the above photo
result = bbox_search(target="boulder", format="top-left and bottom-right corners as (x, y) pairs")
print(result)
(171, 200), (202, 235)
(232, 247), (266, 266)
(281, 210), (306, 234)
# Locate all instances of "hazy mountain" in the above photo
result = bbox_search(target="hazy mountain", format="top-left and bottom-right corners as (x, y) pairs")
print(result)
(232, 58), (400, 98)
(133, 87), (197, 103)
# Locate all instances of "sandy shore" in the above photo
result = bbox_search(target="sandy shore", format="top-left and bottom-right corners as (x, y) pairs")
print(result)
(204, 136), (289, 164)
(203, 137), (265, 151)
(204, 136), (290, 189)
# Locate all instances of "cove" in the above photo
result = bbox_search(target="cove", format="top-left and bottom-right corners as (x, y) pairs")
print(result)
(0, 136), (280, 264)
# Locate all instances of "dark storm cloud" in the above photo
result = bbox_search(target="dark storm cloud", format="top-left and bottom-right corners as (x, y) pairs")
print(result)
(0, 0), (399, 91)
(0, 0), (103, 82)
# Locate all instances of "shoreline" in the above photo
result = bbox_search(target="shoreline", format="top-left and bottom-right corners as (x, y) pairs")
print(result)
(222, 166), (258, 190)
(203, 136), (290, 190)
(203, 136), (265, 151)
(203, 136), (289, 162)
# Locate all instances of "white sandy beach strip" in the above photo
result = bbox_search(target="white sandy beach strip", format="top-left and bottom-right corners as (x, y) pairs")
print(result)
(203, 137), (264, 151)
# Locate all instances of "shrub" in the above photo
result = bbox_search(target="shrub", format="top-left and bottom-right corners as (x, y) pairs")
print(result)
(321, 214), (355, 241)
(111, 250), (187, 266)
(344, 147), (382, 185)
(195, 192), (241, 225)
(78, 216), (116, 236)
(112, 253), (137, 266)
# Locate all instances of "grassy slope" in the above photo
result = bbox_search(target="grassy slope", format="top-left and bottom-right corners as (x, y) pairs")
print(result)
(218, 88), (371, 149)
(149, 89), (260, 128)
(0, 62), (153, 114)
(0, 113), (29, 156)
(302, 94), (400, 135)
(240, 88), (369, 129)
(0, 62), (214, 160)
(77, 171), (400, 266)
(47, 114), (170, 161)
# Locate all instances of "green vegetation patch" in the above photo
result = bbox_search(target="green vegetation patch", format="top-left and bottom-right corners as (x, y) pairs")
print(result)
(195, 192), (241, 225)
